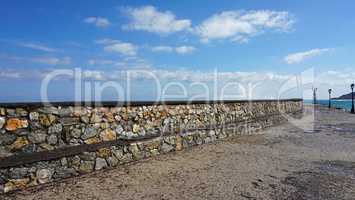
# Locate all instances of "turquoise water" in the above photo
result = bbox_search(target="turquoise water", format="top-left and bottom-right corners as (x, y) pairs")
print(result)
(304, 99), (354, 111)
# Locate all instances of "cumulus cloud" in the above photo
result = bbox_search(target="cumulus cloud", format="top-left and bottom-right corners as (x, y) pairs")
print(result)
(284, 48), (331, 64)
(122, 5), (191, 34)
(151, 45), (196, 54)
(97, 39), (138, 56)
(195, 10), (294, 43)
(84, 17), (111, 27)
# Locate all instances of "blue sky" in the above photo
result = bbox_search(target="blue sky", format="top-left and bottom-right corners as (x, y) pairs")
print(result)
(1, 0), (355, 102)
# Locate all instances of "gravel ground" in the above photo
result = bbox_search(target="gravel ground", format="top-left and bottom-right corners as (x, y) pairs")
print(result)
(2, 105), (355, 200)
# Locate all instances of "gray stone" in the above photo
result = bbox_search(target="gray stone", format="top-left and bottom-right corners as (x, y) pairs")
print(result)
(79, 152), (96, 161)
(79, 161), (94, 174)
(48, 124), (63, 134)
(115, 125), (124, 134)
(81, 127), (98, 140)
(70, 128), (81, 138)
(38, 107), (59, 115)
(0, 134), (16, 145)
(60, 158), (68, 167)
(36, 169), (52, 184)
(80, 116), (90, 124)
(112, 149), (124, 159)
(28, 131), (47, 144)
(95, 158), (107, 170)
(0, 117), (5, 129)
(129, 144), (143, 159)
(107, 156), (119, 167)
(9, 167), (29, 179)
(161, 143), (174, 153)
(53, 168), (76, 179)
(47, 134), (58, 145)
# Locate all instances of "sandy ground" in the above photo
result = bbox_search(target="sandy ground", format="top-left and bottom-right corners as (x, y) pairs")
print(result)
(2, 105), (355, 200)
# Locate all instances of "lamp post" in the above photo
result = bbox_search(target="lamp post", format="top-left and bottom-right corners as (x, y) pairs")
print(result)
(328, 89), (332, 108)
(351, 83), (354, 113)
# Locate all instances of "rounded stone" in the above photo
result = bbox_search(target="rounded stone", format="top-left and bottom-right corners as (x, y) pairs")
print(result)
(10, 137), (29, 151)
(95, 158), (107, 170)
(28, 131), (47, 144)
(99, 129), (116, 141)
(0, 117), (5, 129)
(47, 134), (58, 145)
(5, 118), (28, 131)
(29, 112), (39, 121)
(81, 127), (98, 140)
(36, 169), (52, 184)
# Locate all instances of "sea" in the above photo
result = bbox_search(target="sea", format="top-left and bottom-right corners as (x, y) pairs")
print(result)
(304, 99), (354, 111)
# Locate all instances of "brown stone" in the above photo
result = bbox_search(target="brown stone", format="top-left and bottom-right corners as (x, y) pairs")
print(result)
(39, 114), (56, 127)
(10, 137), (29, 151)
(99, 129), (117, 141)
(84, 137), (101, 144)
(4, 178), (30, 193)
(96, 148), (111, 158)
(5, 118), (28, 131)
(145, 140), (161, 151)
(176, 135), (183, 151)
(104, 112), (115, 123)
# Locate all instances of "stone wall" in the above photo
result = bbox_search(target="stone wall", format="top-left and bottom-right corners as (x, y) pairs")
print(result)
(0, 99), (302, 193)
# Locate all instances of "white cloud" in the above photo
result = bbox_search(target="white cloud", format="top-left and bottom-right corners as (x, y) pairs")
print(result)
(175, 46), (196, 54)
(122, 5), (191, 34)
(151, 45), (196, 54)
(18, 42), (57, 52)
(284, 48), (331, 64)
(84, 17), (111, 28)
(103, 41), (137, 56)
(151, 45), (174, 53)
(195, 10), (294, 43)
(88, 59), (114, 65)
(31, 56), (71, 65)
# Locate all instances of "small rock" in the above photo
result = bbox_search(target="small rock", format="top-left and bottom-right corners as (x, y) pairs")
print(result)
(60, 158), (68, 167)
(96, 148), (111, 158)
(107, 156), (119, 167)
(79, 152), (96, 161)
(70, 128), (81, 138)
(129, 144), (143, 159)
(28, 131), (47, 144)
(176, 136), (183, 151)
(5, 118), (28, 131)
(161, 143), (174, 153)
(39, 114), (56, 127)
(95, 158), (107, 170)
(15, 108), (28, 117)
(48, 124), (62, 134)
(84, 137), (100, 144)
(90, 113), (102, 123)
(79, 161), (94, 174)
(10, 137), (29, 151)
(0, 133), (17, 145)
(115, 125), (124, 134)
(36, 169), (52, 184)
(53, 168), (76, 179)
(81, 127), (98, 140)
(39, 143), (54, 151)
(4, 178), (30, 193)
(132, 124), (140, 133)
(100, 129), (116, 141)
(0, 117), (5, 129)
(80, 116), (90, 124)
(47, 134), (58, 145)
(29, 112), (39, 121)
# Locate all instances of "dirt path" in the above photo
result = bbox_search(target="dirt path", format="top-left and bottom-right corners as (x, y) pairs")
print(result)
(3, 105), (355, 200)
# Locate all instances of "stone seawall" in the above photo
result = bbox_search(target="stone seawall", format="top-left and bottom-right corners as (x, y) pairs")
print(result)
(0, 99), (302, 193)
